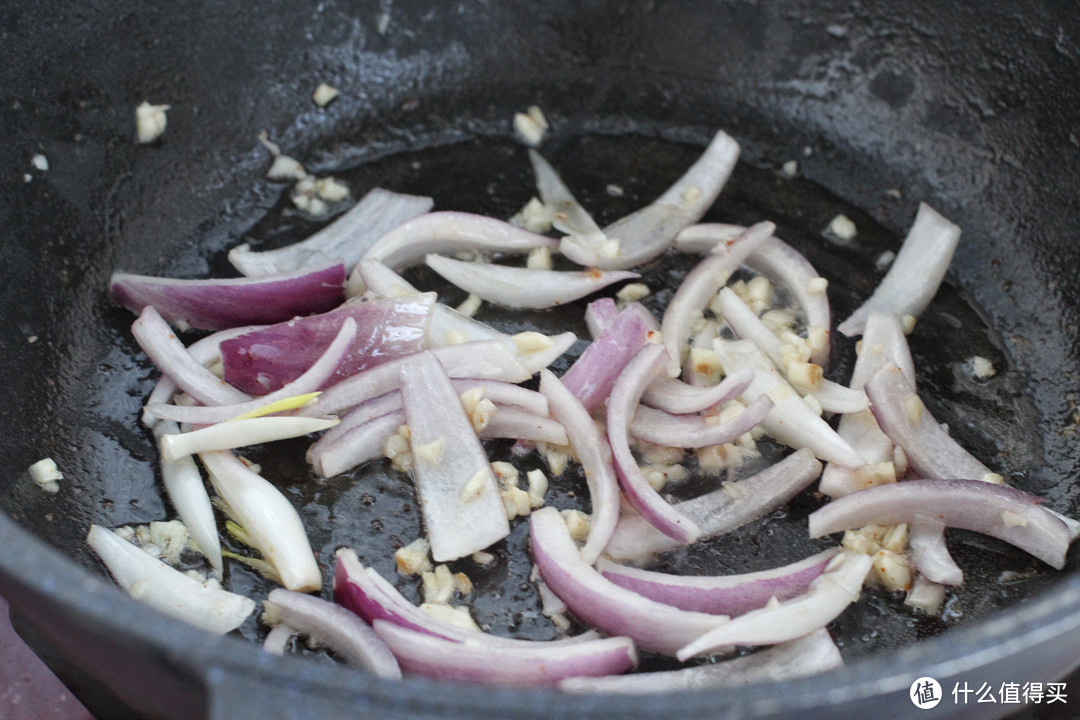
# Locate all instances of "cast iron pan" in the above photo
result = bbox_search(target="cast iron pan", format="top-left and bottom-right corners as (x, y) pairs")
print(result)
(1, 1), (1079, 718)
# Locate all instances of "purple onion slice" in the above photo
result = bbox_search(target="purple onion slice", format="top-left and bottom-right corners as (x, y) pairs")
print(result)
(559, 628), (842, 694)
(808, 479), (1076, 569)
(538, 369), (621, 564)
(607, 344), (701, 544)
(629, 397), (772, 449)
(110, 262), (346, 332)
(598, 548), (839, 617)
(676, 551), (872, 660)
(865, 364), (999, 483)
(398, 351), (510, 562)
(838, 203), (961, 337)
(262, 588), (402, 678)
(640, 366), (754, 415)
(605, 449), (822, 562)
(530, 507), (728, 656)
(561, 302), (654, 412)
(372, 620), (636, 686)
(220, 293), (433, 396)
(132, 306), (251, 407)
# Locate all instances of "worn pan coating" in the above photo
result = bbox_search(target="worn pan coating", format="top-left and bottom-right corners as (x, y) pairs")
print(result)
(1, 1), (1078, 718)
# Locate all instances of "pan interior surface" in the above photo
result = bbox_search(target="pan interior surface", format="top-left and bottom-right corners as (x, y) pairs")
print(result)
(1, 1), (1078, 718)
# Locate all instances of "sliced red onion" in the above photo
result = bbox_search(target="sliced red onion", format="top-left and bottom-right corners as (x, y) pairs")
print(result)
(560, 130), (740, 270)
(142, 325), (265, 428)
(717, 288), (865, 414)
(598, 548), (839, 616)
(529, 149), (606, 244)
(481, 406), (568, 446)
(640, 366), (753, 415)
(110, 262), (346, 332)
(198, 450), (322, 591)
(307, 412), (404, 478)
(399, 351), (510, 562)
(334, 549), (604, 647)
(675, 227), (833, 367)
(132, 306), (251, 406)
(363, 211), (559, 270)
(308, 340), (531, 416)
(262, 624), (295, 656)
(660, 222), (775, 375)
(584, 297), (619, 337)
(713, 339), (865, 468)
(153, 420), (222, 572)
(561, 303), (653, 412)
(86, 524), (255, 634)
(910, 513), (964, 586)
(372, 620), (635, 686)
(604, 449), (823, 562)
(629, 396), (772, 449)
(147, 317), (357, 425)
(425, 254), (639, 310)
(838, 203), (962, 337)
(808, 479), (1077, 569)
(450, 380), (551, 417)
(538, 370), (621, 565)
(262, 588), (402, 678)
(220, 293), (433, 396)
(530, 507), (728, 656)
(820, 313), (914, 497)
(676, 551), (872, 660)
(559, 628), (842, 693)
(865, 364), (998, 482)
(229, 188), (433, 277)
(608, 344), (701, 544)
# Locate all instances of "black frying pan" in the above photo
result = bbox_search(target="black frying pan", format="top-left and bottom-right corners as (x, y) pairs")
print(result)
(2, 1), (1079, 718)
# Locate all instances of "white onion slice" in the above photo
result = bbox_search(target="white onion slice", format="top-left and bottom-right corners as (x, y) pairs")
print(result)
(530, 507), (728, 656)
(364, 211), (559, 270)
(372, 620), (636, 686)
(598, 548), (839, 616)
(132, 306), (251, 406)
(399, 351), (510, 562)
(198, 450), (322, 592)
(713, 339), (864, 468)
(229, 188), (433, 277)
(159, 415), (340, 463)
(153, 420), (222, 572)
(262, 588), (402, 678)
(86, 524), (255, 634)
(559, 628), (843, 694)
(838, 203), (961, 337)
(604, 449), (822, 562)
(561, 130), (740, 270)
(629, 397), (772, 449)
(425, 254), (638, 310)
(676, 551), (872, 660)
(308, 412), (404, 478)
(909, 513), (964, 586)
(538, 369), (621, 565)
(481, 406), (568, 446)
(607, 344), (701, 543)
(808, 479), (1076, 569)
(529, 149), (606, 243)
(660, 222), (775, 375)
(717, 288), (865, 414)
